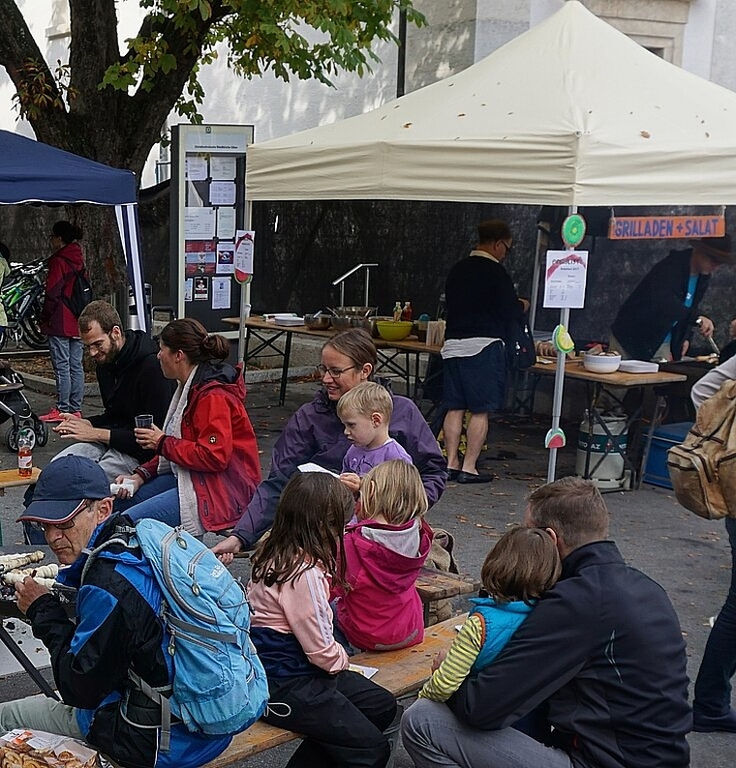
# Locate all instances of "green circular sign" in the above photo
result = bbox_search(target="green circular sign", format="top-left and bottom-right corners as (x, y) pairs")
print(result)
(561, 214), (586, 247)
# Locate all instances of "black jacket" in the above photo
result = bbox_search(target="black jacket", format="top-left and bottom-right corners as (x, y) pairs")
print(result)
(89, 330), (174, 462)
(445, 254), (524, 342)
(448, 542), (691, 768)
(611, 249), (709, 361)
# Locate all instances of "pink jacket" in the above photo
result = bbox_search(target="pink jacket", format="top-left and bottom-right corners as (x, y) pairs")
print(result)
(248, 560), (348, 674)
(334, 517), (433, 651)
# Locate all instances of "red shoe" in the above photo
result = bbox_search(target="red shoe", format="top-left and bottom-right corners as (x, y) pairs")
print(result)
(39, 407), (64, 423)
(69, 411), (82, 419)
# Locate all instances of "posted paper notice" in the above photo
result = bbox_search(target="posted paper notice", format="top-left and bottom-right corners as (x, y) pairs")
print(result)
(543, 250), (589, 309)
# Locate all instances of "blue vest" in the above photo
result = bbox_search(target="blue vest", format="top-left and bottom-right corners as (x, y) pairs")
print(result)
(469, 597), (534, 673)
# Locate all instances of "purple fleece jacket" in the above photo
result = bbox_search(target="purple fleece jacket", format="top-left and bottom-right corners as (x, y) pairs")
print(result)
(232, 386), (446, 548)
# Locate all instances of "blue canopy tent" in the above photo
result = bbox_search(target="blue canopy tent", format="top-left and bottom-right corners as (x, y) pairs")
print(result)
(0, 129), (148, 331)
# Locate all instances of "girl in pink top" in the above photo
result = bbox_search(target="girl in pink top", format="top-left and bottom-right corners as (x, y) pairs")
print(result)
(247, 472), (397, 768)
(333, 460), (433, 652)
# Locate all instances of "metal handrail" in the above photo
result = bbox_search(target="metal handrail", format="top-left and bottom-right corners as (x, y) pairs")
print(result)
(332, 263), (379, 306)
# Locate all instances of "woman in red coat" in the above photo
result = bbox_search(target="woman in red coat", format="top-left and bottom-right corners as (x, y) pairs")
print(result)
(114, 318), (262, 535)
(39, 220), (86, 421)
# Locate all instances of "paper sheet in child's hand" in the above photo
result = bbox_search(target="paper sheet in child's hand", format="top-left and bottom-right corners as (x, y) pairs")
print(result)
(298, 462), (340, 478)
(349, 664), (379, 679)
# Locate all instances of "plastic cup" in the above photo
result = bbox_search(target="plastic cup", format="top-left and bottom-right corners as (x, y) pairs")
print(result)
(135, 414), (153, 429)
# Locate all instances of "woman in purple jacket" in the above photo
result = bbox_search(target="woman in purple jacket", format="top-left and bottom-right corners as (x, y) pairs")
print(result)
(212, 328), (446, 560)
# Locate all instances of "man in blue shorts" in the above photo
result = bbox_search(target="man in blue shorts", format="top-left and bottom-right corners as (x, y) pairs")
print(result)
(441, 219), (528, 484)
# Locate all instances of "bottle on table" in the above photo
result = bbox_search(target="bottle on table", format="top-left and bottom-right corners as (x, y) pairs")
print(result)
(393, 301), (403, 322)
(17, 428), (35, 478)
(401, 301), (413, 322)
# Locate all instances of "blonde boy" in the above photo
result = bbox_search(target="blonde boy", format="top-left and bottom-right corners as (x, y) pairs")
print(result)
(337, 381), (412, 493)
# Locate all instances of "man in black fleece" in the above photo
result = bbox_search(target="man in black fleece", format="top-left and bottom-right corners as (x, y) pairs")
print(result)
(402, 477), (691, 768)
(52, 300), (174, 479)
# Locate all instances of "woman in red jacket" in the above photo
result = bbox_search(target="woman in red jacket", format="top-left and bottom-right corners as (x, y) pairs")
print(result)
(39, 220), (86, 422)
(114, 318), (261, 535)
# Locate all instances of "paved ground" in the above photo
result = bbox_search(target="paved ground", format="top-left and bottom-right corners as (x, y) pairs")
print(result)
(0, 370), (733, 766)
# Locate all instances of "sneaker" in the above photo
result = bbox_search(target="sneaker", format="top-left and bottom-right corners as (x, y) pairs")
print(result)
(39, 408), (64, 423)
(70, 411), (82, 419)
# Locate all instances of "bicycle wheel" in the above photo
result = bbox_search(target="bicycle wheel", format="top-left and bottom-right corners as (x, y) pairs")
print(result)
(21, 309), (48, 349)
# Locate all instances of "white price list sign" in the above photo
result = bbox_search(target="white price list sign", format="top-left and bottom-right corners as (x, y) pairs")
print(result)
(543, 250), (589, 309)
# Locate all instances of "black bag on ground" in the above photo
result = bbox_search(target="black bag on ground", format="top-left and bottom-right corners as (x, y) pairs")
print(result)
(63, 268), (93, 317)
(506, 314), (536, 371)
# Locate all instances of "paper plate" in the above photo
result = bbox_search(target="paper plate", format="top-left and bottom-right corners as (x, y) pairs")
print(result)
(618, 360), (659, 374)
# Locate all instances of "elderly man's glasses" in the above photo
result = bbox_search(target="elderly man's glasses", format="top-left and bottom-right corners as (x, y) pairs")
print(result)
(27, 501), (93, 533)
(315, 364), (358, 380)
(501, 241), (513, 254)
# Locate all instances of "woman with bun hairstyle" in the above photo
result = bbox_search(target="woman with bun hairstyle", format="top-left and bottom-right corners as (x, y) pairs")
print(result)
(39, 220), (86, 421)
(114, 318), (261, 535)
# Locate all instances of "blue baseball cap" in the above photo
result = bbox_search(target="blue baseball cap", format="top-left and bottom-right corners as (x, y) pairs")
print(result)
(18, 455), (110, 524)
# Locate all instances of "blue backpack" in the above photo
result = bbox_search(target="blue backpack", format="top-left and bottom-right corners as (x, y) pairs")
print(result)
(84, 519), (269, 749)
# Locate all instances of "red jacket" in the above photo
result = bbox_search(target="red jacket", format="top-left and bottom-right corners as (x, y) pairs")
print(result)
(334, 517), (433, 651)
(140, 362), (262, 532)
(41, 241), (85, 337)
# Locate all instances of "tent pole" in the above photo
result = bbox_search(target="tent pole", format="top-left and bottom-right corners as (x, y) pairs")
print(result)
(546, 306), (570, 482)
(546, 204), (577, 483)
(529, 222), (548, 332)
(237, 201), (253, 363)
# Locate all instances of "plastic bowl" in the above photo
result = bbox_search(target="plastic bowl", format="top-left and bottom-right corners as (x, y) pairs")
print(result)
(582, 352), (621, 374)
(375, 320), (413, 341)
(368, 315), (394, 338)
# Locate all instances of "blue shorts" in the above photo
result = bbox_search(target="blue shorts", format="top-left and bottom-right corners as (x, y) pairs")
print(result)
(442, 342), (507, 413)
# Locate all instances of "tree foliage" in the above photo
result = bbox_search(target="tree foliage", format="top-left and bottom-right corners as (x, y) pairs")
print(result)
(0, 0), (423, 288)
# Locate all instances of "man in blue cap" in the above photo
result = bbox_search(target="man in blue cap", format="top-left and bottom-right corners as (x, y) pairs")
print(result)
(0, 455), (230, 768)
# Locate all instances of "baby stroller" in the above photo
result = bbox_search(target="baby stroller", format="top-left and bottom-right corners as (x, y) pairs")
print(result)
(0, 359), (48, 451)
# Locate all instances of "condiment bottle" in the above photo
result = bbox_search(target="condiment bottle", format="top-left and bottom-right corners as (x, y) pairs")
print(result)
(393, 301), (403, 322)
(17, 427), (35, 478)
(401, 302), (413, 322)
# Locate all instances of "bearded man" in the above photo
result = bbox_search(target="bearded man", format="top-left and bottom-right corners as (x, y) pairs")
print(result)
(52, 300), (174, 478)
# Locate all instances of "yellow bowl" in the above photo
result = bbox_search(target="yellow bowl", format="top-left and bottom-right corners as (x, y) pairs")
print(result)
(376, 320), (413, 341)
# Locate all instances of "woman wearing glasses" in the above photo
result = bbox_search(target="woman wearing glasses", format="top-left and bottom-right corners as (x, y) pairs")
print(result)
(113, 318), (261, 535)
(212, 328), (446, 562)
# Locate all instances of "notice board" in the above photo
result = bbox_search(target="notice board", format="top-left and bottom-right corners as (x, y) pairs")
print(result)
(170, 124), (254, 335)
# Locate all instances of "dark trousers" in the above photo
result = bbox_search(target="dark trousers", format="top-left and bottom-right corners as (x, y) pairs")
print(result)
(694, 516), (736, 716)
(263, 670), (396, 768)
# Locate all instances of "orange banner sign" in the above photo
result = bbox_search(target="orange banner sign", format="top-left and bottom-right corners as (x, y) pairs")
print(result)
(608, 215), (725, 240)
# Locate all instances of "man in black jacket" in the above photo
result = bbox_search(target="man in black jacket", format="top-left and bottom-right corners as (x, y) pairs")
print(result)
(610, 235), (731, 361)
(402, 477), (691, 768)
(52, 300), (174, 479)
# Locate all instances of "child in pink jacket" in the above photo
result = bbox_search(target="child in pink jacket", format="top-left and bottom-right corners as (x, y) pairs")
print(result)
(333, 460), (433, 651)
(247, 472), (396, 767)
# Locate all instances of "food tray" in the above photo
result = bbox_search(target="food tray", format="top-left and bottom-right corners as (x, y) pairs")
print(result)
(618, 360), (659, 374)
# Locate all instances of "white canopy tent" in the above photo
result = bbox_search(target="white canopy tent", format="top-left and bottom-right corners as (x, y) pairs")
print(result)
(245, 0), (736, 478)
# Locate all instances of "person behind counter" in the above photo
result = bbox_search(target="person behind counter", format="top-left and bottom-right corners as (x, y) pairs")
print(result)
(212, 328), (446, 561)
(610, 235), (732, 362)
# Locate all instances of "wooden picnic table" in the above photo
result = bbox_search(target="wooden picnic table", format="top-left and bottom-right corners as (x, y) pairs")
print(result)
(222, 316), (441, 405)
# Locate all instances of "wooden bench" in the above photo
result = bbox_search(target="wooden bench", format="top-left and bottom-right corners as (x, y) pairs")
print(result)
(202, 613), (466, 767)
(415, 567), (478, 624)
